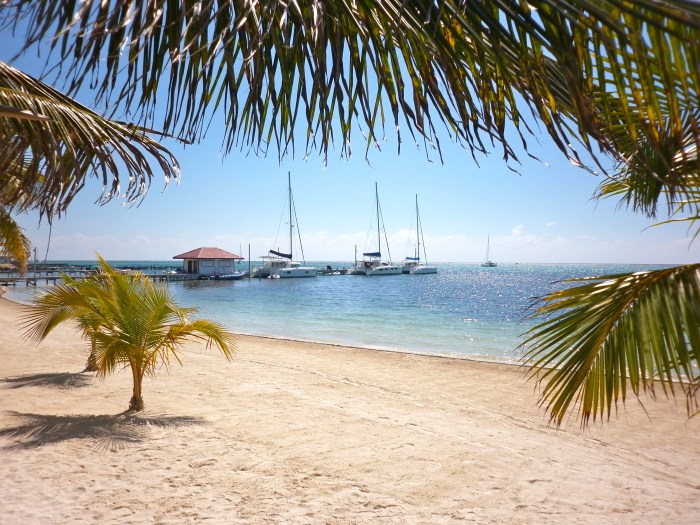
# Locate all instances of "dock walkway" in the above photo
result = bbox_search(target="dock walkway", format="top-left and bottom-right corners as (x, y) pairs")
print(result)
(0, 276), (64, 286)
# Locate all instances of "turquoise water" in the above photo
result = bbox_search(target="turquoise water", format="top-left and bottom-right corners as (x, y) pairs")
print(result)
(2, 262), (671, 363)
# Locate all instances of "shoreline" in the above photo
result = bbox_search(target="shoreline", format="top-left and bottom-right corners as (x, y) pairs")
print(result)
(1, 287), (699, 523)
(223, 329), (525, 367)
(0, 286), (523, 367)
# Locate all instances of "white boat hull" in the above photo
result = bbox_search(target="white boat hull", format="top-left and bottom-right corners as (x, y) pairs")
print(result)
(402, 261), (418, 274)
(351, 260), (402, 275)
(277, 266), (318, 278)
(366, 264), (402, 276)
(410, 265), (437, 274)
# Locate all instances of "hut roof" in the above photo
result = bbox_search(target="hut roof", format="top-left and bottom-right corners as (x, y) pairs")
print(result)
(173, 247), (244, 260)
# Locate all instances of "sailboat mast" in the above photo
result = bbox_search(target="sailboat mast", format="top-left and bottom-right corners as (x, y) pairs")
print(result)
(415, 194), (420, 262)
(288, 172), (293, 260)
(375, 182), (381, 256)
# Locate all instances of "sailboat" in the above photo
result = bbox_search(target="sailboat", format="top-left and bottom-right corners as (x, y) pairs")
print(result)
(481, 236), (497, 267)
(402, 195), (437, 274)
(352, 183), (402, 276)
(253, 173), (317, 278)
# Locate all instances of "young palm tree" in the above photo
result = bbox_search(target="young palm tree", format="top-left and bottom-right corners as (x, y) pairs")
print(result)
(21, 256), (236, 412)
(3, 1), (700, 426)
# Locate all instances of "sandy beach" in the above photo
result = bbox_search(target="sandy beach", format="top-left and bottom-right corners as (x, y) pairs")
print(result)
(1, 293), (698, 524)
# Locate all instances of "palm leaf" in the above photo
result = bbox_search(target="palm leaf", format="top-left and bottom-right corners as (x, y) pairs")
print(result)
(0, 62), (181, 219)
(3, 1), (698, 179)
(0, 207), (30, 272)
(522, 264), (700, 427)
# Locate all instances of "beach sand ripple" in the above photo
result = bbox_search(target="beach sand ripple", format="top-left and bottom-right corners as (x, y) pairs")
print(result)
(1, 295), (698, 524)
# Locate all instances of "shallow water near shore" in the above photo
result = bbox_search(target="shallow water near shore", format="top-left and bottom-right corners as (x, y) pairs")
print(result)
(3, 261), (671, 363)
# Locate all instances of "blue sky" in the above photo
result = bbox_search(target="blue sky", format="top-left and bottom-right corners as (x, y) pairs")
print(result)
(7, 37), (700, 265)
(16, 125), (700, 265)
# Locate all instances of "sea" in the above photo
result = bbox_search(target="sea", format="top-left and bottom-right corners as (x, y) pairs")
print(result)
(2, 261), (672, 364)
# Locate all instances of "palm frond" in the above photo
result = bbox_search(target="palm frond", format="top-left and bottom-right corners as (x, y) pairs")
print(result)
(0, 62), (181, 218)
(3, 1), (698, 177)
(0, 207), (31, 272)
(522, 264), (700, 427)
(595, 108), (700, 210)
(21, 282), (99, 343)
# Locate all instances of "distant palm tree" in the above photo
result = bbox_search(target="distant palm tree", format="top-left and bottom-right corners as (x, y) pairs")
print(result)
(21, 256), (236, 412)
(2, 1), (699, 426)
(0, 207), (30, 273)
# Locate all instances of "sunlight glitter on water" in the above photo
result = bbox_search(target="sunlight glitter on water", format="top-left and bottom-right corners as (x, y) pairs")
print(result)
(3, 262), (671, 363)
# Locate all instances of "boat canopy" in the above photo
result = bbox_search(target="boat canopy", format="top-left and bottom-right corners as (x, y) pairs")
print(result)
(363, 251), (381, 257)
(404, 257), (420, 261)
(269, 249), (292, 259)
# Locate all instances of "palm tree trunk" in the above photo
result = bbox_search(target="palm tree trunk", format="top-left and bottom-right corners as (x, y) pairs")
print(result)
(83, 339), (99, 372)
(83, 351), (98, 372)
(129, 365), (145, 412)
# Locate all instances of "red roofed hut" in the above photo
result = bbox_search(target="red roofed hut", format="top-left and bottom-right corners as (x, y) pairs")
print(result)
(173, 247), (244, 276)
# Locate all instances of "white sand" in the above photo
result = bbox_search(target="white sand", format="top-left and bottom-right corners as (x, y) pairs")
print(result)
(1, 293), (698, 524)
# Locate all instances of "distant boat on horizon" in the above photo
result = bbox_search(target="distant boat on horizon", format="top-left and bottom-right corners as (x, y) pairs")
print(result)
(481, 236), (497, 268)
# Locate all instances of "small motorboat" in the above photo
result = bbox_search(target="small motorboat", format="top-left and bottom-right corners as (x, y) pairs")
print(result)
(209, 272), (246, 281)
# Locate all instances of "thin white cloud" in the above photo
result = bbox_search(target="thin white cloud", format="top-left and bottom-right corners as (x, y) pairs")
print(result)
(511, 224), (525, 236)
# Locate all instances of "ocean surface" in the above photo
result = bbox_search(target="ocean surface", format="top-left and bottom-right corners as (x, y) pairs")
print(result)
(2, 261), (672, 364)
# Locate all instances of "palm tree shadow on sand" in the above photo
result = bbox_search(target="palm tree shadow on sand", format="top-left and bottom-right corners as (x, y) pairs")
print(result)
(0, 411), (206, 451)
(2, 371), (94, 390)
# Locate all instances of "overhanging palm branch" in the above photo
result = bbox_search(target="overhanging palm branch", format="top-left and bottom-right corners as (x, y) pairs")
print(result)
(3, 1), (698, 179)
(522, 264), (700, 427)
(594, 107), (700, 237)
(0, 206), (31, 272)
(0, 62), (181, 219)
(22, 255), (236, 412)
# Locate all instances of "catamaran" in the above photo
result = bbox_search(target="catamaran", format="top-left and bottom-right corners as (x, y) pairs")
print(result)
(402, 195), (437, 274)
(252, 173), (318, 278)
(352, 183), (402, 276)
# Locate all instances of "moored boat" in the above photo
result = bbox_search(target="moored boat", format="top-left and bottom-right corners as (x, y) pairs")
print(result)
(352, 183), (402, 276)
(402, 195), (437, 275)
(254, 172), (318, 278)
(209, 272), (246, 280)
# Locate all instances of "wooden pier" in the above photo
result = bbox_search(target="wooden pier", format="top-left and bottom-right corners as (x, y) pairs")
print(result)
(1, 268), (351, 287)
(0, 276), (64, 286)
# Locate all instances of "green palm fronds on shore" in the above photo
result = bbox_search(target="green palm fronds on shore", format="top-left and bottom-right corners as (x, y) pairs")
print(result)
(0, 207), (30, 273)
(21, 256), (236, 412)
(3, 1), (699, 172)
